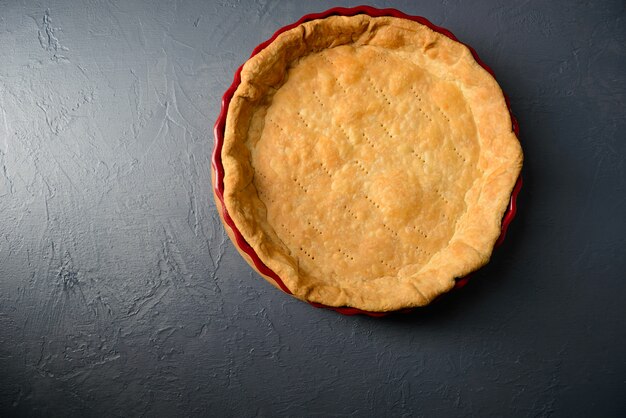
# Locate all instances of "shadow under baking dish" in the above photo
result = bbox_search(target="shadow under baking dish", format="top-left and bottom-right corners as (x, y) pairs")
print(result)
(212, 5), (523, 317)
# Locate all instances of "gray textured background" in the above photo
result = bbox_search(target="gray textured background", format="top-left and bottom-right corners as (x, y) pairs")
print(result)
(0, 0), (625, 416)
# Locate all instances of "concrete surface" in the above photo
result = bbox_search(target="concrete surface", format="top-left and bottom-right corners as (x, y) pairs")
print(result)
(0, 0), (624, 416)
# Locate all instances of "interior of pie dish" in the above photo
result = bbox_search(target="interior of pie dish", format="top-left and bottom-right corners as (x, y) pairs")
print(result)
(219, 14), (523, 312)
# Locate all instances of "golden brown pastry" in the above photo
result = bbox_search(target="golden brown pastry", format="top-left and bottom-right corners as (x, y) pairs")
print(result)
(219, 15), (523, 312)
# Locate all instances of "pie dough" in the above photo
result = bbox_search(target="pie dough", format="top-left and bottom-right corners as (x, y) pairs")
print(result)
(219, 15), (523, 311)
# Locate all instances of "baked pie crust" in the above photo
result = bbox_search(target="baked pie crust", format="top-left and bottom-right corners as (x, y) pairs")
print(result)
(218, 14), (523, 312)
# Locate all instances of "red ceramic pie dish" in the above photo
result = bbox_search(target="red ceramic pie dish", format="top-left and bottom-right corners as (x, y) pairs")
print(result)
(212, 5), (522, 317)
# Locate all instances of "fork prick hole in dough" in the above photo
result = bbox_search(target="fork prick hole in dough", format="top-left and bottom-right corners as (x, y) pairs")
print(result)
(366, 76), (392, 106)
(280, 224), (296, 240)
(318, 162), (333, 178)
(452, 145), (466, 162)
(364, 195), (381, 209)
(359, 132), (376, 149)
(435, 189), (450, 205)
(344, 206), (358, 220)
(378, 123), (394, 140)
(410, 149), (427, 164)
(383, 223), (399, 237)
(292, 177), (308, 193)
(379, 259), (393, 269)
(412, 225), (428, 238)
(299, 246), (315, 261)
(308, 221), (324, 236)
(337, 248), (354, 262)
(311, 90), (324, 107)
(318, 54), (350, 95)
(409, 86), (433, 122)
(296, 112), (310, 128)
(269, 118), (287, 132)
(354, 160), (369, 175)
